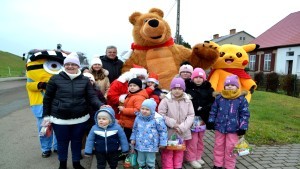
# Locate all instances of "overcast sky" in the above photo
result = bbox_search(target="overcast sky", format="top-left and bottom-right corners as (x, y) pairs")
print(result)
(0, 0), (299, 61)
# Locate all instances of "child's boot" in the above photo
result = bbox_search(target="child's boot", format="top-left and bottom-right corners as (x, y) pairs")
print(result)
(189, 161), (202, 168)
(139, 165), (147, 169)
(73, 161), (85, 169)
(58, 161), (67, 169)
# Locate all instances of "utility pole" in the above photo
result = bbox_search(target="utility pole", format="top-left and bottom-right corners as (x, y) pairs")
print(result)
(175, 0), (180, 44)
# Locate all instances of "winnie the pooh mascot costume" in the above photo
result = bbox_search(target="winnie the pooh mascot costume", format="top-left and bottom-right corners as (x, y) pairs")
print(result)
(208, 44), (259, 102)
(122, 8), (219, 89)
(26, 50), (67, 157)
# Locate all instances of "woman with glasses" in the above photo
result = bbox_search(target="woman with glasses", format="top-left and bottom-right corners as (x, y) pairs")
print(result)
(43, 52), (106, 169)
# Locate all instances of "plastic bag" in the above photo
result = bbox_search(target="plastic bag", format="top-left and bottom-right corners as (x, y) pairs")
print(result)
(39, 120), (52, 137)
(166, 133), (186, 151)
(233, 136), (253, 156)
(123, 145), (137, 168)
(191, 116), (206, 132)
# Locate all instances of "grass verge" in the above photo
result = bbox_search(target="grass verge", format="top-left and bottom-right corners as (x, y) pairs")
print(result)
(247, 91), (300, 145)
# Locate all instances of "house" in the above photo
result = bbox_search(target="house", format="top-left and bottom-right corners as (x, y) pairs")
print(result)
(211, 29), (255, 46)
(249, 11), (300, 78)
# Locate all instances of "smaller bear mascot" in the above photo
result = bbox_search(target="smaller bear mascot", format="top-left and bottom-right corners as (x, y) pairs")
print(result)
(26, 49), (66, 157)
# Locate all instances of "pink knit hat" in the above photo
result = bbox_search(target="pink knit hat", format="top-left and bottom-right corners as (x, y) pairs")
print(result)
(170, 77), (186, 91)
(191, 68), (206, 80)
(224, 75), (239, 88)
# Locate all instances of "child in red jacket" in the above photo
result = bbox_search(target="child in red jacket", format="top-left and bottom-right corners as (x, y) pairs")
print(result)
(145, 72), (163, 110)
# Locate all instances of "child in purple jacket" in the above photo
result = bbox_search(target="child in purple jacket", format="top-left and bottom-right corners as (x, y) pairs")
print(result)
(207, 75), (250, 169)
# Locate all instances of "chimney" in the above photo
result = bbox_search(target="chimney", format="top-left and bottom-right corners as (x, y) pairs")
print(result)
(213, 34), (219, 39)
(230, 29), (236, 35)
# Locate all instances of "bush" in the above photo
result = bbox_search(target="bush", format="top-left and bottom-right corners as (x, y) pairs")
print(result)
(282, 74), (298, 96)
(266, 72), (279, 92)
(254, 71), (264, 86)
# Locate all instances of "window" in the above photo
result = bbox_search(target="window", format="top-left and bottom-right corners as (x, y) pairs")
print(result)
(239, 37), (245, 40)
(249, 55), (256, 71)
(286, 51), (294, 56)
(264, 53), (271, 71)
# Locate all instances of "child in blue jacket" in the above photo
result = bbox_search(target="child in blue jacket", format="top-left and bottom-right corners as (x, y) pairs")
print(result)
(207, 75), (250, 169)
(130, 99), (168, 169)
(85, 107), (129, 169)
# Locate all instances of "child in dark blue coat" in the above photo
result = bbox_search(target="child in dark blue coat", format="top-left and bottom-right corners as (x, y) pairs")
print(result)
(85, 107), (129, 169)
(207, 75), (250, 169)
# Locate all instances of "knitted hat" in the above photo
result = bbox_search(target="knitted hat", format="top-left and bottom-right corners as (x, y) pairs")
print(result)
(224, 75), (239, 88)
(83, 72), (95, 82)
(130, 64), (148, 78)
(141, 99), (157, 115)
(128, 78), (143, 89)
(191, 68), (207, 80)
(170, 77), (186, 91)
(90, 57), (102, 66)
(97, 111), (112, 123)
(64, 52), (80, 67)
(147, 72), (159, 85)
(179, 64), (193, 74)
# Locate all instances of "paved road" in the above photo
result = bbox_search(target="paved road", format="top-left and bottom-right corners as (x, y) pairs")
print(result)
(0, 78), (28, 118)
(0, 78), (92, 169)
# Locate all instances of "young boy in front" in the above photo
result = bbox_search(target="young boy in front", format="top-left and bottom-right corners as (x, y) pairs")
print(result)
(84, 107), (129, 169)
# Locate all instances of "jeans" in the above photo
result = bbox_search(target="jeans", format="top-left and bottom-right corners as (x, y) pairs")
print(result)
(52, 122), (87, 161)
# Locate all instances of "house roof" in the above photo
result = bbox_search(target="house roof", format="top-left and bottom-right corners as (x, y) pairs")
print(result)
(250, 11), (300, 49)
(212, 31), (254, 43)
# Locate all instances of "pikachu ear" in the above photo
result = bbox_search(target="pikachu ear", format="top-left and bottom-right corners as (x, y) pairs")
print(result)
(242, 44), (260, 53)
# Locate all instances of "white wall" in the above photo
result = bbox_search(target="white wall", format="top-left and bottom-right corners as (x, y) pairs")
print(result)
(276, 46), (300, 78)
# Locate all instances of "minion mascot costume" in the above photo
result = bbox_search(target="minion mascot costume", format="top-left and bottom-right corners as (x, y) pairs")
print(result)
(26, 50), (66, 158)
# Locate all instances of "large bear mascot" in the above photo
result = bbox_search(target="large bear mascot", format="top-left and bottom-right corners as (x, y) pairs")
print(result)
(122, 8), (219, 89)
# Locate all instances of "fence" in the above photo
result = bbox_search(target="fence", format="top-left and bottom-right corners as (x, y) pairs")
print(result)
(0, 66), (25, 77)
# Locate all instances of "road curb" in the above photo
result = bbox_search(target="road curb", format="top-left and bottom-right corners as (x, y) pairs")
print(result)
(0, 77), (26, 82)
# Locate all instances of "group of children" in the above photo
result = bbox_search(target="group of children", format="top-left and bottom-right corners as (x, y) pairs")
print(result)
(83, 64), (250, 169)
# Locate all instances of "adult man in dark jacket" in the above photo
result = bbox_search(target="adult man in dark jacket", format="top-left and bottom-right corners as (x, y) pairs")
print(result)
(100, 45), (123, 83)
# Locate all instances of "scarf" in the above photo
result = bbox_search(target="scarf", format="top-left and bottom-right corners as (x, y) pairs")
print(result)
(131, 38), (174, 50)
(64, 69), (81, 80)
(207, 68), (252, 80)
(221, 89), (241, 99)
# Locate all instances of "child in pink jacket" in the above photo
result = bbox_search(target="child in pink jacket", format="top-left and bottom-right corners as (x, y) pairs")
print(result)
(158, 77), (195, 169)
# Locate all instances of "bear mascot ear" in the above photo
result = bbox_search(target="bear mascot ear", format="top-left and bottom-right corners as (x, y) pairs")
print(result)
(129, 12), (142, 25)
(149, 8), (164, 17)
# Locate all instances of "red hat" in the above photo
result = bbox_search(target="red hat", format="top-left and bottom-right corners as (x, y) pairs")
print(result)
(147, 72), (159, 85)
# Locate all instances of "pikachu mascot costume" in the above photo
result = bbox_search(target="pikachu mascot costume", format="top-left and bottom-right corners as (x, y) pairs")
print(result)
(26, 50), (66, 157)
(208, 44), (259, 102)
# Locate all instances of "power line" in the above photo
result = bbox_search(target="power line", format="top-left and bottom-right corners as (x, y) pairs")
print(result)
(165, 0), (177, 18)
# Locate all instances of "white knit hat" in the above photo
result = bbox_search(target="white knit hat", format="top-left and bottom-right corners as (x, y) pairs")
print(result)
(64, 52), (80, 67)
(90, 57), (102, 66)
